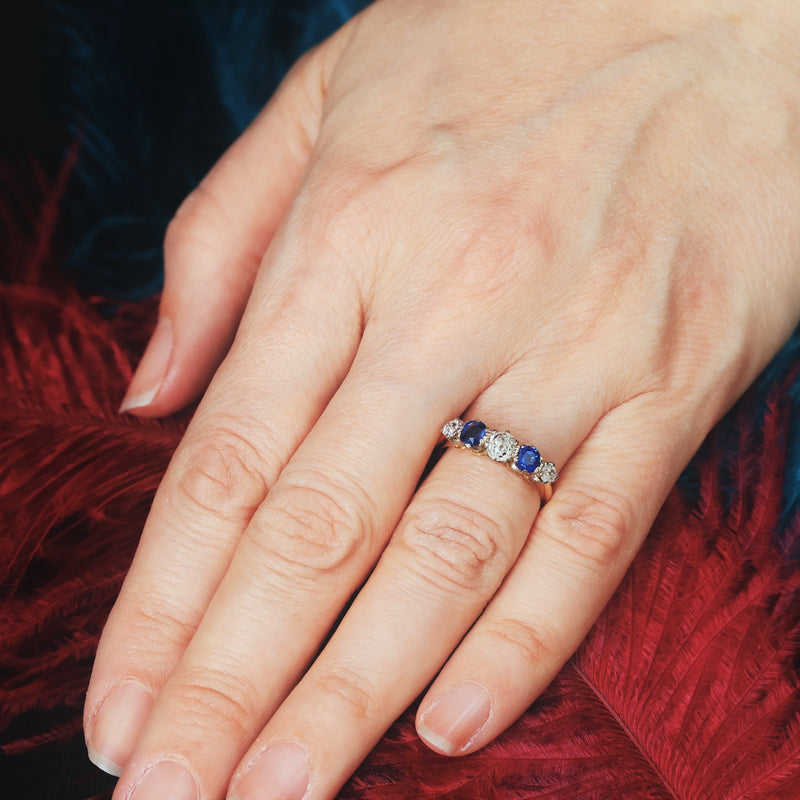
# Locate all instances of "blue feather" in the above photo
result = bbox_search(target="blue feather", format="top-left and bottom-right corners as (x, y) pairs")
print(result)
(48, 0), (366, 297)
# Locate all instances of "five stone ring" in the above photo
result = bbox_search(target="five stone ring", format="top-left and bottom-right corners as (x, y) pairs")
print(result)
(441, 418), (558, 502)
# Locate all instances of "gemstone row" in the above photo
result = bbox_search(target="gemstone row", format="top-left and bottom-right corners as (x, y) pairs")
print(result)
(441, 418), (558, 484)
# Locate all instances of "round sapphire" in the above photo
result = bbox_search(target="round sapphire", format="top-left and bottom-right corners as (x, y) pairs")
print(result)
(516, 445), (541, 473)
(460, 420), (486, 449)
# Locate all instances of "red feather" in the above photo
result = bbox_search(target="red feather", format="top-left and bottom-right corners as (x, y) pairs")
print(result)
(0, 159), (189, 752)
(1, 161), (799, 799)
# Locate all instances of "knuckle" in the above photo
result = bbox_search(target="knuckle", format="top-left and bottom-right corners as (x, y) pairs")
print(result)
(168, 664), (259, 741)
(164, 181), (229, 261)
(458, 210), (528, 281)
(251, 479), (371, 579)
(440, 198), (557, 316)
(290, 177), (377, 263)
(547, 485), (631, 569)
(163, 213), (190, 263)
(311, 665), (376, 720)
(483, 616), (558, 665)
(121, 598), (196, 656)
(163, 215), (190, 265)
(397, 500), (509, 593)
(174, 426), (268, 522)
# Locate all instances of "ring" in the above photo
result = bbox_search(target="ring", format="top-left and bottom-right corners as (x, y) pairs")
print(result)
(441, 418), (558, 502)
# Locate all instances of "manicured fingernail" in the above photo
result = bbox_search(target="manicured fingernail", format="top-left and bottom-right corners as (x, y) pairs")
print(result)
(130, 760), (198, 800)
(418, 681), (492, 755)
(232, 742), (310, 800)
(87, 681), (155, 776)
(120, 317), (173, 412)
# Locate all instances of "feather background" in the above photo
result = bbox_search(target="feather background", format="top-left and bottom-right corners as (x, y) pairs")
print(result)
(1, 1), (800, 798)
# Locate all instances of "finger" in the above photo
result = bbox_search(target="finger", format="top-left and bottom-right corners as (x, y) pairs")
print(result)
(415, 393), (700, 756)
(103, 336), (499, 800)
(84, 228), (364, 777)
(120, 31), (348, 417)
(222, 380), (593, 800)
(224, 436), (559, 800)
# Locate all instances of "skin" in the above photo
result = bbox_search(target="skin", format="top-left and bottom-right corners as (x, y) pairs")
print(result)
(84, 1), (800, 798)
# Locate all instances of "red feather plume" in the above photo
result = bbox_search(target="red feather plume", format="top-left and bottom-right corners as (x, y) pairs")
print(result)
(0, 158), (190, 752)
(1, 161), (799, 799)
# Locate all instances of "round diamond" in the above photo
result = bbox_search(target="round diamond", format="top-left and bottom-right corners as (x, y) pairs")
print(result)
(442, 419), (462, 440)
(486, 431), (518, 462)
(515, 445), (541, 474)
(460, 420), (486, 449)
(536, 461), (558, 483)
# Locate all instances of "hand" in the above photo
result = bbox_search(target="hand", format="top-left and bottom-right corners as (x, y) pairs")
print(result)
(84, 1), (800, 799)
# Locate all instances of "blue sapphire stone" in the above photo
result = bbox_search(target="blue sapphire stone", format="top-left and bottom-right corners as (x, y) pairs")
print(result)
(516, 445), (541, 473)
(460, 420), (486, 449)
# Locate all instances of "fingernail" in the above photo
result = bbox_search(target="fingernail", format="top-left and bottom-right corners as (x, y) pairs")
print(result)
(120, 317), (173, 412)
(418, 681), (492, 755)
(130, 760), (198, 800)
(87, 681), (155, 776)
(232, 742), (310, 800)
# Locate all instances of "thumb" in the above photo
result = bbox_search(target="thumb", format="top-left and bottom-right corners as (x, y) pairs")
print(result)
(120, 33), (346, 417)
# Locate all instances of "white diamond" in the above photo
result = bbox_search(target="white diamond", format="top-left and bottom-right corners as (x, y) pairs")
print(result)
(486, 431), (517, 462)
(442, 419), (462, 440)
(536, 461), (558, 483)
